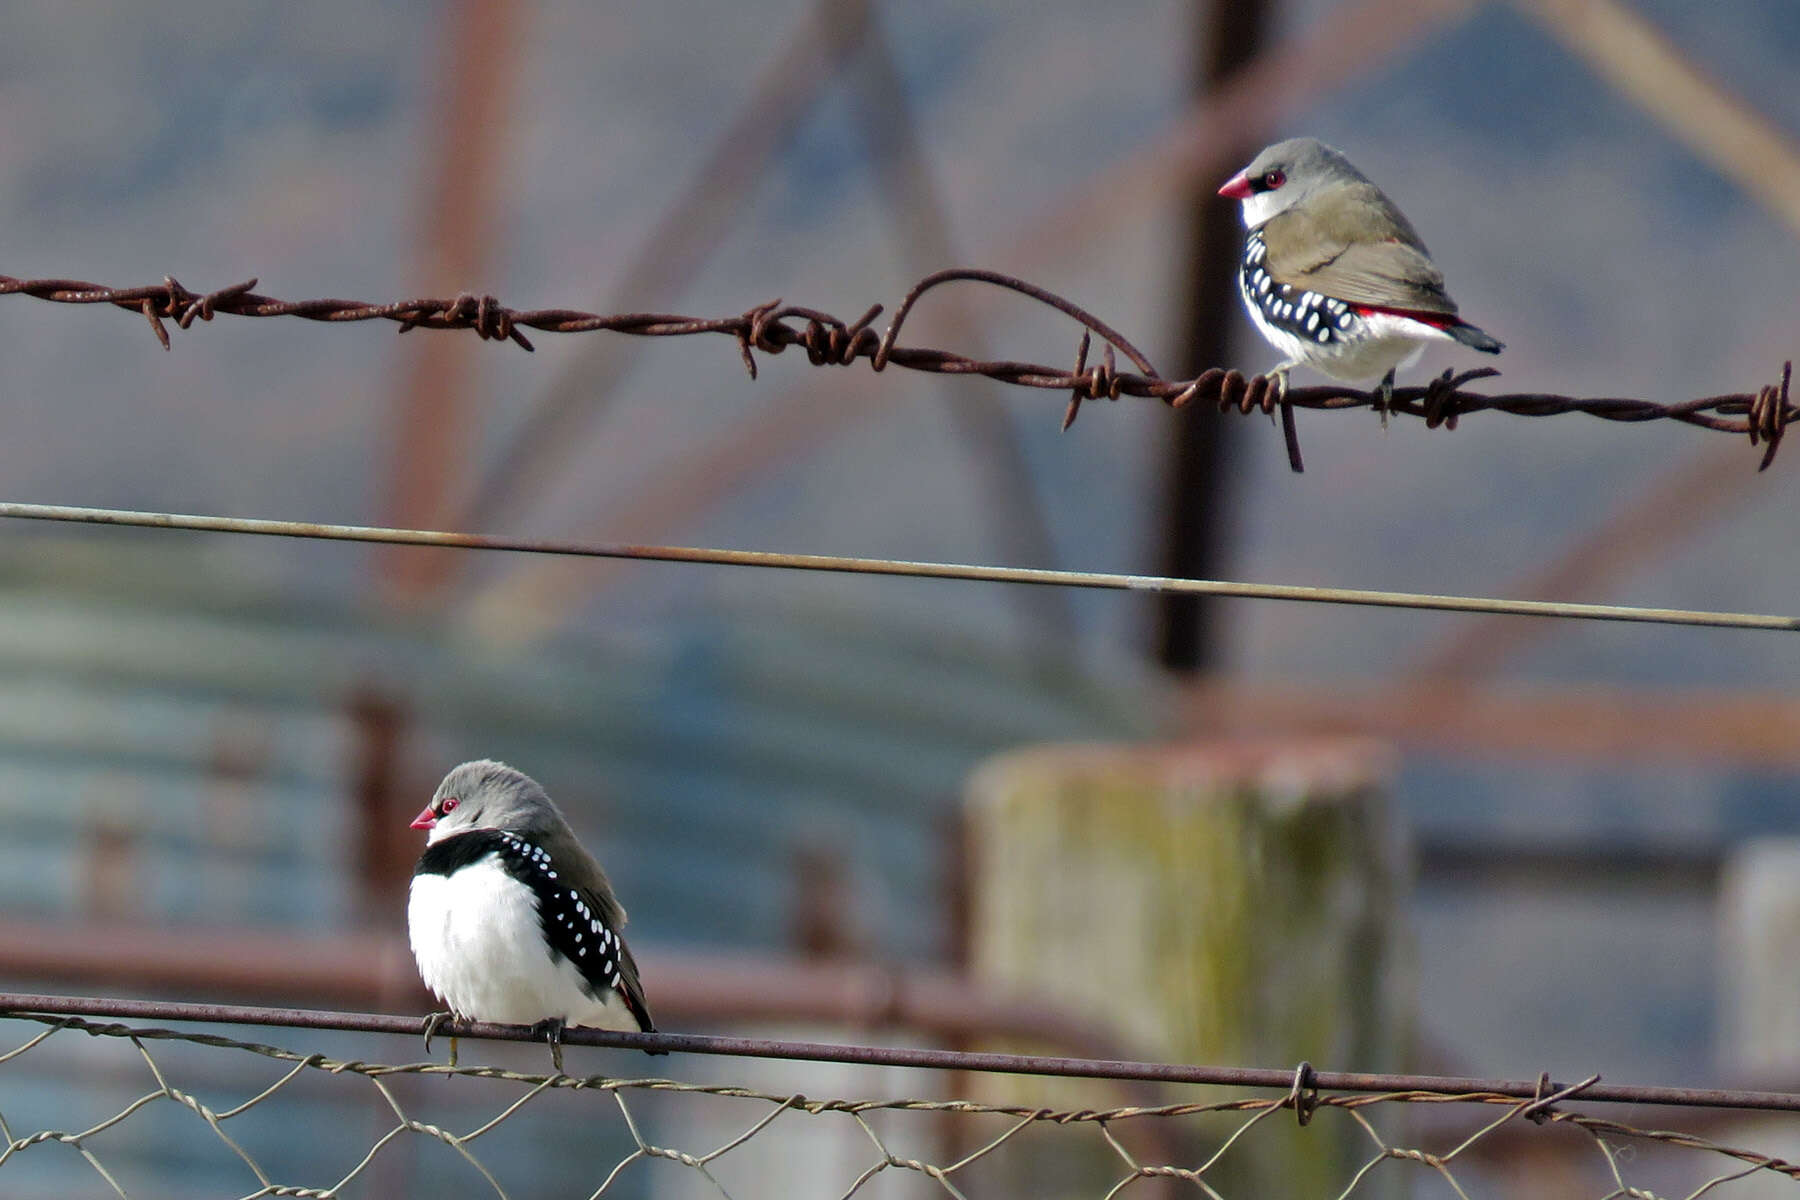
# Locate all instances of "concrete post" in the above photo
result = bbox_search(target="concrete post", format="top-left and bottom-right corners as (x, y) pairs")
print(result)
(964, 737), (1407, 1198)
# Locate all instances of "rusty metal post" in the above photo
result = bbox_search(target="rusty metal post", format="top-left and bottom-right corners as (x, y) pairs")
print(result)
(1154, 0), (1271, 670)
(349, 686), (413, 923)
(379, 0), (523, 604)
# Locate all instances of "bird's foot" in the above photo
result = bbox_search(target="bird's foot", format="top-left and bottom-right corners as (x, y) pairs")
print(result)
(532, 1017), (567, 1074)
(1376, 368), (1396, 430)
(1260, 363), (1292, 413)
(421, 1011), (460, 1067)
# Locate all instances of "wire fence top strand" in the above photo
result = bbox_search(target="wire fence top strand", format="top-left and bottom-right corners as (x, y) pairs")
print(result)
(6, 1002), (1800, 1200)
(7, 993), (1800, 1115)
(1, 268), (1790, 472)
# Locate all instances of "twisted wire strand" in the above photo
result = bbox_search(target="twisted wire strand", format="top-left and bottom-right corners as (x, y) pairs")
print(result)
(2, 269), (1789, 472)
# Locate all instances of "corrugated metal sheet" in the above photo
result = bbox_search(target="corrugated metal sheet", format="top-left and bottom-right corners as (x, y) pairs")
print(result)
(0, 534), (1163, 961)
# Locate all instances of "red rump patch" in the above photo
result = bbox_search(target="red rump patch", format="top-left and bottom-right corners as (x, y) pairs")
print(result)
(1351, 303), (1458, 329)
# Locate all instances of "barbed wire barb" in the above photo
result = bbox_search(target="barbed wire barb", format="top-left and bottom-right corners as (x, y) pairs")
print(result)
(2, 268), (1791, 471)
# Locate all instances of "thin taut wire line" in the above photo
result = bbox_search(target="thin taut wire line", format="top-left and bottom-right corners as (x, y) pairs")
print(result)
(7, 992), (1800, 1113)
(0, 500), (1793, 633)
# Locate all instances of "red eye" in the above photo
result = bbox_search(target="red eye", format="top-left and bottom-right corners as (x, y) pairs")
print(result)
(440, 796), (459, 814)
(1262, 169), (1286, 189)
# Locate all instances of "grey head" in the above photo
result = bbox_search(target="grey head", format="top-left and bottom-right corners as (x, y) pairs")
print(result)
(1221, 137), (1378, 229)
(412, 759), (568, 845)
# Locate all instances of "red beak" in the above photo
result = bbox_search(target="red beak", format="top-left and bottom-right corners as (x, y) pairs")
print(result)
(1218, 170), (1254, 200)
(410, 804), (438, 830)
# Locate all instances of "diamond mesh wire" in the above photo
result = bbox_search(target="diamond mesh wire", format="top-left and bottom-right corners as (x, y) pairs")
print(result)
(0, 1013), (1795, 1200)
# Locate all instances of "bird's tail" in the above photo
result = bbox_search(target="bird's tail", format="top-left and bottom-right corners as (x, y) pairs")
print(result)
(1447, 321), (1504, 354)
(633, 1015), (668, 1057)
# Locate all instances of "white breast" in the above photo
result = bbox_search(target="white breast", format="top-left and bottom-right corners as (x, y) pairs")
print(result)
(408, 859), (639, 1030)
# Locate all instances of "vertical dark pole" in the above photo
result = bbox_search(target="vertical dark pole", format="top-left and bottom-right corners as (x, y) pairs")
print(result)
(350, 686), (410, 922)
(380, 0), (521, 605)
(1154, 0), (1271, 670)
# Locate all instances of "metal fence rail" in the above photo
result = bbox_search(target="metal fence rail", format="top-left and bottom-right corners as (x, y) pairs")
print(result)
(0, 996), (1795, 1200)
(2, 992), (1799, 1112)
(2, 501), (1795, 636)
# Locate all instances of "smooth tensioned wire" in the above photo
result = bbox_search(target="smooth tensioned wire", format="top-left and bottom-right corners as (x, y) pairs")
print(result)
(0, 500), (1793, 633)
(6, 992), (1800, 1116)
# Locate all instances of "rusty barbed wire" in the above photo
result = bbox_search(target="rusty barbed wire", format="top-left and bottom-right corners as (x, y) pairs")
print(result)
(2, 268), (1791, 474)
(2, 1008), (1797, 1200)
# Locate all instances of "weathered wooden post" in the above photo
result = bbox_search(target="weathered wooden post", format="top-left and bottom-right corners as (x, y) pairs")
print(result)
(1723, 839), (1800, 1077)
(1718, 839), (1800, 1200)
(964, 737), (1407, 1199)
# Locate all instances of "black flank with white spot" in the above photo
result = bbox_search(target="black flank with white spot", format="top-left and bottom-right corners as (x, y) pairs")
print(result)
(415, 829), (659, 1038)
(1240, 229), (1359, 346)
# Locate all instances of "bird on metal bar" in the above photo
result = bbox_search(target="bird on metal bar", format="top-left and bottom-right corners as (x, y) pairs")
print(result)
(407, 759), (663, 1070)
(1218, 137), (1502, 419)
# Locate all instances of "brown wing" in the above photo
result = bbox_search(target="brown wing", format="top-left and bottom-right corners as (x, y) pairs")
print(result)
(608, 932), (658, 1034)
(1259, 181), (1461, 317)
(544, 827), (661, 1040)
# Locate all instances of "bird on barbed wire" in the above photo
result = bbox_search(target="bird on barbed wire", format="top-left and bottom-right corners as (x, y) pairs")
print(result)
(407, 759), (663, 1071)
(1219, 137), (1503, 422)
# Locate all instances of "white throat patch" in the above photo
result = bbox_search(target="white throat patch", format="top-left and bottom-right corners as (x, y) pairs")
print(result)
(1239, 189), (1285, 229)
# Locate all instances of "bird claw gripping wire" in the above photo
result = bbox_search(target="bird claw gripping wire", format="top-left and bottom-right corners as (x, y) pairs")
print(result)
(532, 1016), (569, 1075)
(421, 1010), (460, 1067)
